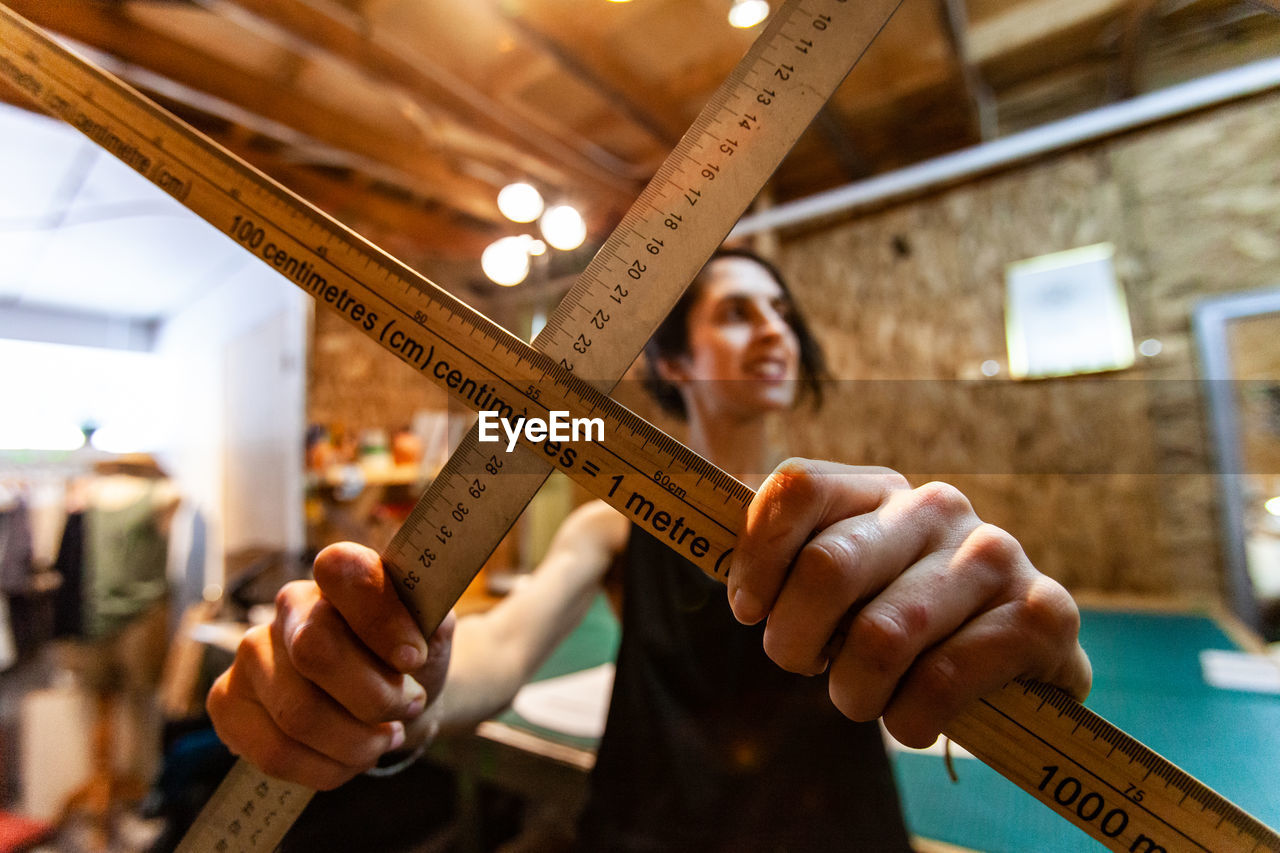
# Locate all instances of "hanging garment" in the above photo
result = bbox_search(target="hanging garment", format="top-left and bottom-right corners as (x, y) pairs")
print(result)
(0, 496), (34, 596)
(84, 479), (171, 640)
(0, 595), (14, 672)
(52, 510), (85, 639)
(1, 494), (33, 670)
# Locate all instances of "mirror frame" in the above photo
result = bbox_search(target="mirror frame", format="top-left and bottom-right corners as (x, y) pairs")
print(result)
(1193, 287), (1280, 633)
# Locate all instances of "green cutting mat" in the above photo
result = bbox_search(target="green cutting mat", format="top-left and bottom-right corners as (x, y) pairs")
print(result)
(894, 610), (1280, 851)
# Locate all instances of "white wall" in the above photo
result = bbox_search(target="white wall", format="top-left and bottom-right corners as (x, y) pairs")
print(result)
(155, 258), (308, 590)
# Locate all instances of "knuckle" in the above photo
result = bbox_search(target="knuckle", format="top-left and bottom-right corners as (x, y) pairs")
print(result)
(963, 523), (1026, 570)
(1015, 576), (1080, 644)
(289, 615), (337, 676)
(796, 534), (863, 590)
(883, 598), (932, 639)
(271, 692), (317, 741)
(912, 652), (965, 709)
(882, 654), (964, 748)
(912, 481), (972, 520)
(366, 687), (405, 723)
(867, 466), (911, 491)
(205, 675), (234, 725)
(274, 580), (310, 613)
(234, 624), (270, 664)
(847, 608), (914, 678)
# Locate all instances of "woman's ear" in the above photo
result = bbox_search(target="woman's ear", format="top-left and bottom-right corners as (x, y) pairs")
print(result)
(654, 355), (689, 384)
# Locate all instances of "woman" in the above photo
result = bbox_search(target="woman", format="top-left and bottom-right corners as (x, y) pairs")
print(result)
(209, 249), (1092, 850)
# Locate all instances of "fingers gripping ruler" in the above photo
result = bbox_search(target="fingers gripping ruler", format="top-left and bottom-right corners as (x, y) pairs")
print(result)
(2, 3), (1276, 851)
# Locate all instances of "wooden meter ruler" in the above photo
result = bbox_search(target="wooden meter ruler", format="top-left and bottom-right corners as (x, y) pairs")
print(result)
(3, 3), (1277, 851)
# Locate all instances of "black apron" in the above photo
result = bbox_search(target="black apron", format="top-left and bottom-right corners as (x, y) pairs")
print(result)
(576, 526), (912, 852)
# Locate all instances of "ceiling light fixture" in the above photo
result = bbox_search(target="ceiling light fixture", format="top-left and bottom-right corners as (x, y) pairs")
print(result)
(481, 236), (532, 286)
(539, 204), (587, 251)
(497, 182), (544, 223)
(728, 0), (769, 28)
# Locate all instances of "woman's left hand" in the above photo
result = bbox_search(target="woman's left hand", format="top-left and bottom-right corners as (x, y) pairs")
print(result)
(726, 458), (1092, 748)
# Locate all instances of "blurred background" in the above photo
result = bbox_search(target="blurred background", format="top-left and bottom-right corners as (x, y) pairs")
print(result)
(0, 0), (1278, 850)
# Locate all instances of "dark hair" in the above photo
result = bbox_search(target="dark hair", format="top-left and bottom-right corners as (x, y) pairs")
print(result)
(642, 247), (829, 418)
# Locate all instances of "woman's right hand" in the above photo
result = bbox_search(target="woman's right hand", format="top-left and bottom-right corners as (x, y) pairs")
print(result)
(207, 542), (455, 789)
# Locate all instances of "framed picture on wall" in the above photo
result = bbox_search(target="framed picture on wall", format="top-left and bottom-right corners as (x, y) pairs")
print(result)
(1004, 243), (1135, 379)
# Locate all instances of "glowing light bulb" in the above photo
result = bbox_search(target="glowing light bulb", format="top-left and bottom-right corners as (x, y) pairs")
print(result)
(539, 204), (587, 251)
(0, 422), (85, 451)
(729, 0), (769, 28)
(482, 236), (532, 286)
(497, 182), (544, 223)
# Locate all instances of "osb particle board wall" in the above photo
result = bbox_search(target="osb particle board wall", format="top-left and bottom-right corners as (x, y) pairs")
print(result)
(308, 306), (449, 438)
(773, 91), (1280, 598)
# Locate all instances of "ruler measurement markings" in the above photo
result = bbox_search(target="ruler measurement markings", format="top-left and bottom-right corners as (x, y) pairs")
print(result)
(1009, 683), (1274, 845)
(969, 697), (1210, 852)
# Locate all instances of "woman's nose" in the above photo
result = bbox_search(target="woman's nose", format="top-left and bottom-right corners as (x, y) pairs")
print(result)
(755, 304), (790, 340)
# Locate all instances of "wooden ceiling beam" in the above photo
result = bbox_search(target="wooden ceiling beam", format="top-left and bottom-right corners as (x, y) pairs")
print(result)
(84, 52), (485, 218)
(967, 0), (1129, 66)
(257, 164), (497, 262)
(156, 99), (497, 260)
(990, 60), (1113, 132)
(811, 107), (872, 183)
(7, 0), (508, 227)
(206, 0), (647, 198)
(1110, 0), (1160, 100)
(494, 12), (685, 147)
(936, 0), (999, 141)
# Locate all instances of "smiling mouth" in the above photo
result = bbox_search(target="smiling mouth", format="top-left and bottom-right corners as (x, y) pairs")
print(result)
(745, 358), (791, 380)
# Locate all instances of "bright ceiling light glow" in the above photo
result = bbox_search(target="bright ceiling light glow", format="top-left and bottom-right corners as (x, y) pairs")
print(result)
(497, 182), (544, 223)
(539, 204), (587, 251)
(527, 238), (547, 256)
(728, 0), (769, 28)
(482, 236), (532, 286)
(1266, 496), (1280, 517)
(0, 422), (86, 452)
(90, 423), (159, 455)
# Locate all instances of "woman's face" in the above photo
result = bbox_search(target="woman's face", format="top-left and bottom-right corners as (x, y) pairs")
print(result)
(659, 256), (802, 422)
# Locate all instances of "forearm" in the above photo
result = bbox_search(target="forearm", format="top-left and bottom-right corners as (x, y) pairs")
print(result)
(419, 557), (608, 736)
(420, 610), (532, 733)
(410, 502), (624, 744)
